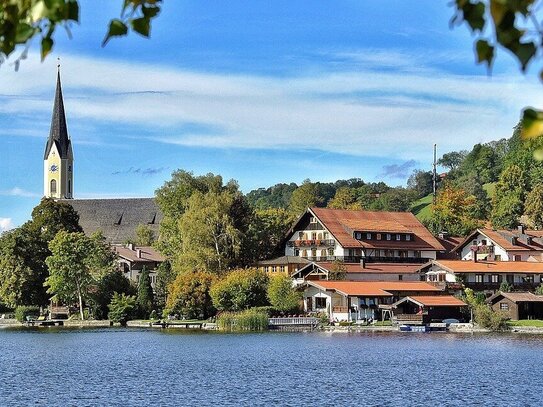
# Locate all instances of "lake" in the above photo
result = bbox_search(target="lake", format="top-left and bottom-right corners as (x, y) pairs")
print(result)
(1, 328), (542, 406)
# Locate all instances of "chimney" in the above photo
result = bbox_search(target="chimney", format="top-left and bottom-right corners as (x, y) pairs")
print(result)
(471, 247), (478, 263)
(128, 243), (134, 251)
(518, 225), (525, 235)
(360, 258), (366, 269)
(438, 231), (448, 240)
(136, 249), (142, 259)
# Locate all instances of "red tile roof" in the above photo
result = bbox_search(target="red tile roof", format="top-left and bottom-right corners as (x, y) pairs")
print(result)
(113, 245), (165, 263)
(408, 295), (467, 307)
(309, 281), (442, 297)
(433, 260), (543, 274)
(455, 228), (543, 252)
(310, 207), (445, 251)
(315, 262), (426, 274)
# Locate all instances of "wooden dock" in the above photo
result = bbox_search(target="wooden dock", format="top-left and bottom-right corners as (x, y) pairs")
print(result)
(268, 317), (319, 331)
(24, 319), (65, 327)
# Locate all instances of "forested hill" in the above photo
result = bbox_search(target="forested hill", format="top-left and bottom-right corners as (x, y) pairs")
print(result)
(246, 124), (543, 237)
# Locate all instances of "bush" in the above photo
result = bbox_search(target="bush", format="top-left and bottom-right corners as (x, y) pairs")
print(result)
(166, 271), (215, 319)
(473, 304), (509, 331)
(15, 305), (40, 322)
(216, 308), (269, 332)
(211, 268), (269, 312)
(108, 293), (136, 326)
(267, 274), (301, 313)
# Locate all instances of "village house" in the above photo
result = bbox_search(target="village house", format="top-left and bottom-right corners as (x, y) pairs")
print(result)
(284, 208), (445, 264)
(390, 296), (467, 325)
(303, 280), (445, 322)
(453, 226), (543, 262)
(113, 244), (165, 289)
(487, 292), (543, 320)
(425, 259), (543, 292)
(258, 256), (310, 276)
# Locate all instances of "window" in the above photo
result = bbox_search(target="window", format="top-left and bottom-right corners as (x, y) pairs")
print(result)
(315, 297), (327, 309)
(481, 239), (487, 245)
(524, 275), (534, 283)
(472, 240), (477, 246)
(500, 303), (509, 311)
(298, 232), (304, 239)
(328, 248), (334, 256)
(398, 250), (407, 258)
(495, 255), (502, 261)
(366, 233), (372, 240)
(355, 232), (362, 240)
(491, 274), (499, 283)
(312, 232), (317, 240)
(280, 266), (285, 273)
(50, 179), (57, 194)
(398, 275), (403, 281)
(302, 250), (308, 257)
(68, 180), (71, 194)
(514, 255), (522, 262)
(271, 266), (276, 273)
(310, 216), (317, 223)
(386, 234), (391, 241)
(320, 249), (326, 257)
(323, 232), (329, 239)
(294, 249), (299, 256)
(396, 234), (401, 241)
(376, 234), (382, 240)
(406, 234), (411, 241)
(311, 249), (317, 257)
(475, 274), (484, 283)
(414, 251), (421, 258)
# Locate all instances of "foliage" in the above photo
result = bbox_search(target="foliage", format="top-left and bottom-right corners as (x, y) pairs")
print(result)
(91, 271), (134, 320)
(491, 165), (527, 229)
(246, 183), (298, 210)
(535, 284), (543, 295)
(135, 224), (155, 246)
(0, 0), (161, 67)
(327, 187), (363, 210)
(108, 293), (136, 325)
(473, 304), (509, 331)
(289, 179), (324, 215)
(370, 187), (415, 212)
(407, 170), (434, 199)
(154, 260), (173, 312)
(246, 208), (294, 261)
(524, 184), (543, 229)
(216, 308), (269, 332)
(499, 281), (512, 293)
(165, 271), (215, 319)
(210, 268), (269, 312)
(30, 198), (82, 241)
(430, 185), (480, 236)
(329, 260), (347, 281)
(438, 151), (467, 171)
(136, 266), (154, 319)
(14, 305), (40, 322)
(267, 274), (300, 313)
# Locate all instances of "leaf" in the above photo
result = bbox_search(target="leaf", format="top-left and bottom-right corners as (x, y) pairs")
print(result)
(475, 39), (494, 68)
(521, 108), (543, 140)
(515, 42), (536, 71)
(15, 23), (37, 44)
(142, 5), (160, 19)
(131, 17), (150, 37)
(102, 19), (128, 47)
(489, 0), (507, 26)
(41, 37), (53, 61)
(67, 0), (80, 22)
(464, 2), (486, 32)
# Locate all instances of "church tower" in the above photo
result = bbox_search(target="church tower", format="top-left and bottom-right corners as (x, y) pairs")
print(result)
(44, 67), (73, 199)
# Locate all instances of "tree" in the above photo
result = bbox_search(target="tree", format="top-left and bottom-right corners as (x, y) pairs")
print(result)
(438, 151), (467, 171)
(407, 170), (434, 199)
(431, 185), (480, 236)
(154, 260), (174, 312)
(327, 187), (362, 210)
(45, 231), (95, 320)
(289, 180), (324, 216)
(1, 1), (161, 68)
(525, 184), (543, 229)
(370, 187), (415, 212)
(135, 224), (155, 246)
(329, 260), (347, 281)
(136, 266), (154, 318)
(30, 198), (82, 241)
(165, 271), (215, 319)
(91, 271), (134, 320)
(210, 268), (269, 312)
(247, 208), (295, 262)
(267, 274), (300, 313)
(491, 165), (527, 229)
(108, 293), (136, 326)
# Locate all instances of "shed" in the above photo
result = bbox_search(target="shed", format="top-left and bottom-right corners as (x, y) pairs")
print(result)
(487, 292), (543, 320)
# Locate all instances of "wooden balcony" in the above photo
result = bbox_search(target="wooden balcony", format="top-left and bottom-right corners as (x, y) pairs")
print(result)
(332, 306), (349, 313)
(394, 314), (424, 324)
(288, 239), (336, 247)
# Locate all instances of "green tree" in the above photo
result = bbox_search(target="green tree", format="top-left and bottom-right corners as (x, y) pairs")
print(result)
(289, 180), (324, 216)
(135, 224), (155, 246)
(407, 170), (434, 199)
(91, 271), (134, 320)
(329, 260), (347, 281)
(210, 268), (269, 312)
(136, 266), (154, 318)
(30, 198), (82, 241)
(154, 260), (174, 312)
(267, 274), (300, 313)
(45, 231), (95, 320)
(165, 271), (215, 319)
(108, 293), (136, 326)
(370, 187), (415, 212)
(430, 185), (480, 236)
(438, 151), (468, 171)
(491, 165), (527, 229)
(247, 208), (294, 261)
(327, 187), (362, 210)
(524, 184), (543, 229)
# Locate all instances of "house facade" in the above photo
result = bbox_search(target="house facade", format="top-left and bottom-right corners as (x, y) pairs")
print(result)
(426, 260), (543, 292)
(303, 280), (444, 322)
(113, 244), (165, 289)
(391, 296), (467, 325)
(454, 227), (543, 262)
(488, 292), (543, 320)
(284, 207), (445, 265)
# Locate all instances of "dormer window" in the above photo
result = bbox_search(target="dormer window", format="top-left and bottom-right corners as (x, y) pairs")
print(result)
(386, 234), (391, 241)
(396, 234), (401, 241)
(406, 234), (411, 241)
(366, 233), (372, 240)
(310, 216), (317, 224)
(355, 232), (362, 240)
(376, 233), (381, 240)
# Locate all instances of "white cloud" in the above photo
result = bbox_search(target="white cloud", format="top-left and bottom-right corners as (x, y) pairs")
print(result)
(0, 218), (14, 232)
(0, 187), (40, 198)
(1, 51), (541, 161)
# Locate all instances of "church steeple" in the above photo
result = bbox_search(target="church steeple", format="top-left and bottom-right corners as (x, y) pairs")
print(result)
(44, 64), (74, 199)
(44, 67), (71, 159)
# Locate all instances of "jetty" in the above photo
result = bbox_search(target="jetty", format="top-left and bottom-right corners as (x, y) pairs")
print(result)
(268, 316), (319, 331)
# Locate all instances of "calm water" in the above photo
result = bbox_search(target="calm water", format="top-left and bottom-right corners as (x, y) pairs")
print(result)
(1, 328), (543, 406)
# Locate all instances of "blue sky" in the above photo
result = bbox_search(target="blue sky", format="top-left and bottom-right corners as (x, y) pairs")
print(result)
(2, 0), (543, 230)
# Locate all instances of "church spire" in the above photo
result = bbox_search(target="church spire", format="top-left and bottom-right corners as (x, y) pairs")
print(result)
(44, 66), (71, 159)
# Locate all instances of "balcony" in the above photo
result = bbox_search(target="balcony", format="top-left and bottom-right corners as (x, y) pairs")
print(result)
(287, 239), (336, 247)
(302, 255), (430, 264)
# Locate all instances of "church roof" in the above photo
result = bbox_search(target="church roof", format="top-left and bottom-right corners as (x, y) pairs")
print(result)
(61, 198), (162, 244)
(44, 71), (71, 159)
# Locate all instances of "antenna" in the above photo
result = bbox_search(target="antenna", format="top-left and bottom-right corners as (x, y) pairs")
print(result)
(57, 57), (61, 72)
(432, 144), (437, 206)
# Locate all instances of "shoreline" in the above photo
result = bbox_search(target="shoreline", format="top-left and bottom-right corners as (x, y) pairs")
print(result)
(3, 318), (543, 334)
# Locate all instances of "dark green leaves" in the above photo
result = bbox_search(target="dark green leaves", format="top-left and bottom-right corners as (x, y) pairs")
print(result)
(102, 1), (161, 47)
(41, 37), (53, 61)
(521, 107), (543, 141)
(102, 19), (128, 46)
(475, 39), (494, 68)
(131, 17), (150, 37)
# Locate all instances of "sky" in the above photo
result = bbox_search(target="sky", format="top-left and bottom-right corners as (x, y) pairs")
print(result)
(2, 0), (543, 230)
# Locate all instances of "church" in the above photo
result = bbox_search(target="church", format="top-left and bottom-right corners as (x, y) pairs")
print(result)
(44, 70), (162, 244)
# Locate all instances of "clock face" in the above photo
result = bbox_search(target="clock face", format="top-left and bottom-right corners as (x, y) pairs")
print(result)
(50, 164), (58, 173)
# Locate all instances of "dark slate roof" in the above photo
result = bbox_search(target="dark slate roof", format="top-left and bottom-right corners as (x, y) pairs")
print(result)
(62, 198), (162, 244)
(44, 71), (71, 159)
